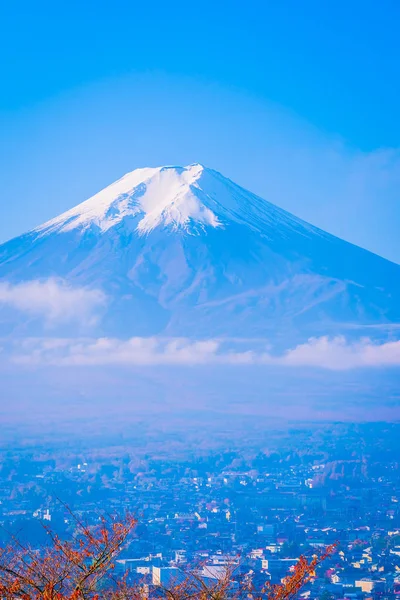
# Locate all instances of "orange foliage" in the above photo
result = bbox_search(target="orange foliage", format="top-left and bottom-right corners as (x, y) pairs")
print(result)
(263, 545), (336, 600)
(0, 510), (136, 599)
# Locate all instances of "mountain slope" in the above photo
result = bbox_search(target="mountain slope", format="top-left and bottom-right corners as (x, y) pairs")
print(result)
(0, 163), (399, 341)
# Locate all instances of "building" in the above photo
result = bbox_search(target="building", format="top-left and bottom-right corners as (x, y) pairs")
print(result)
(152, 566), (182, 587)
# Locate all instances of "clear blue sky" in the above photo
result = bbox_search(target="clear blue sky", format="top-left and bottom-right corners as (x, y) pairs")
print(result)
(1, 0), (399, 262)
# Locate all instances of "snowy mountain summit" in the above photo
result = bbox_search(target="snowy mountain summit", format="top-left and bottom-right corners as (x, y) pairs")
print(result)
(36, 164), (221, 236)
(35, 163), (316, 238)
(1, 163), (400, 341)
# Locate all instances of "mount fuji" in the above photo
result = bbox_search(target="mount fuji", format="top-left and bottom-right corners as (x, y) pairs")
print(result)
(1, 163), (400, 426)
(0, 163), (399, 343)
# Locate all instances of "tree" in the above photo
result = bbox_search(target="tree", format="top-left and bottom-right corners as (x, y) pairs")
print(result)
(263, 545), (336, 600)
(0, 510), (137, 599)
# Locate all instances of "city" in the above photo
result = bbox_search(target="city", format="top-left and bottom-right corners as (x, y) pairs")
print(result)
(1, 422), (399, 598)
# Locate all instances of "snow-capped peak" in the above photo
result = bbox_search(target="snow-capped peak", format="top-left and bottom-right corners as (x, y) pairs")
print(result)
(35, 163), (222, 236)
(34, 162), (320, 240)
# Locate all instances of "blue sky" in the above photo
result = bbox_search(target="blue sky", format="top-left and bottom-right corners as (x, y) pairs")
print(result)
(1, 0), (399, 262)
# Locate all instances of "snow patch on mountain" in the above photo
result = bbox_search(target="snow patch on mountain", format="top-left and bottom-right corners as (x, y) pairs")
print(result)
(136, 165), (222, 234)
(35, 163), (222, 236)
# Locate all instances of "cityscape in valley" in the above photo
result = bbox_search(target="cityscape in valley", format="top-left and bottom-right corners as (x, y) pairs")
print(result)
(1, 3), (400, 599)
(1, 422), (399, 597)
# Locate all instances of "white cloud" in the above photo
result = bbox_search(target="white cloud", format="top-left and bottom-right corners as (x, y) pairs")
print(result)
(12, 337), (226, 366)
(9, 334), (400, 370)
(0, 279), (106, 324)
(277, 335), (400, 370)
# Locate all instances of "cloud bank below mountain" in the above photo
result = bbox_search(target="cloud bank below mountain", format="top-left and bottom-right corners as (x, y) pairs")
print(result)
(8, 334), (400, 371)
